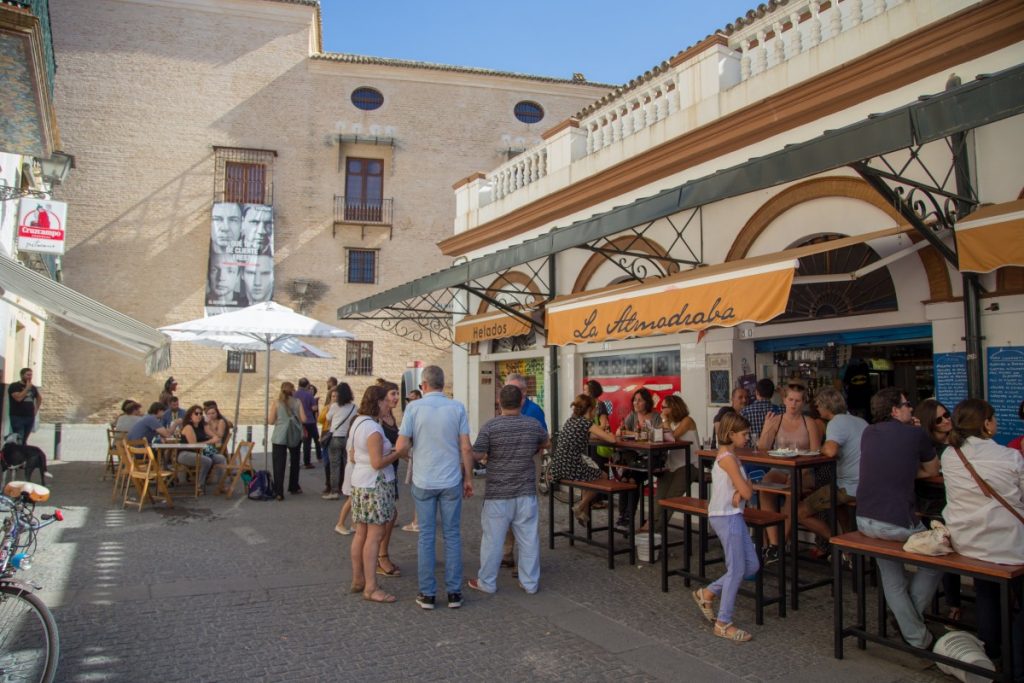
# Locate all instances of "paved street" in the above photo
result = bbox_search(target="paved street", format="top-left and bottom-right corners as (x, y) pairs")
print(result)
(24, 455), (950, 682)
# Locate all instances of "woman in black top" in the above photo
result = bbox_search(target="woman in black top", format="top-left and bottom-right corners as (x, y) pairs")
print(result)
(375, 378), (402, 577)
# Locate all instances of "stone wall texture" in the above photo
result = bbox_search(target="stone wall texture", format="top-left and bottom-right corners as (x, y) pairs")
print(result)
(44, 0), (607, 423)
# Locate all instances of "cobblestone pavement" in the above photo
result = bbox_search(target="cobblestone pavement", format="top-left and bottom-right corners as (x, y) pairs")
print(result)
(21, 456), (952, 682)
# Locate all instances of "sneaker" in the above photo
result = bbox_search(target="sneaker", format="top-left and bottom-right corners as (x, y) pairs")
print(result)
(334, 524), (353, 535)
(43, 471), (54, 481)
(763, 545), (780, 565)
(322, 492), (340, 500)
(416, 593), (435, 610)
(447, 592), (463, 609)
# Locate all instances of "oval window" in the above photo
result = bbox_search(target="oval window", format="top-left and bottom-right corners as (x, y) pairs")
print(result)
(514, 101), (544, 124)
(351, 87), (384, 111)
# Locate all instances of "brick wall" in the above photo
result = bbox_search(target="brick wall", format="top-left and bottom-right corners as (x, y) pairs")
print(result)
(44, 0), (607, 423)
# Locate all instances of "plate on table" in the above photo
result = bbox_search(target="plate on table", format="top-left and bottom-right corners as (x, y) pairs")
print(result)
(768, 449), (819, 457)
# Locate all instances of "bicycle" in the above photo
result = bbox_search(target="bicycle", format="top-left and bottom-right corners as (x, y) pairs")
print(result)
(0, 481), (63, 683)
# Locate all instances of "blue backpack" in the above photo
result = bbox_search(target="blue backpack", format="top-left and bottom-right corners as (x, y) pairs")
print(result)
(247, 470), (274, 501)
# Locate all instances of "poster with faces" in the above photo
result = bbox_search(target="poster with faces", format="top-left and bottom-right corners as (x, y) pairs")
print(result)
(205, 202), (275, 314)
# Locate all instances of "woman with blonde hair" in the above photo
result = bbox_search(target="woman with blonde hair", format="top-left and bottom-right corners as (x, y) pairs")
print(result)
(640, 395), (699, 533)
(349, 385), (407, 603)
(268, 381), (307, 501)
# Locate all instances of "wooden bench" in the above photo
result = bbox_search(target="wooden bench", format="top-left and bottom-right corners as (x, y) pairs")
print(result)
(659, 496), (786, 624)
(831, 531), (1024, 683)
(549, 477), (639, 569)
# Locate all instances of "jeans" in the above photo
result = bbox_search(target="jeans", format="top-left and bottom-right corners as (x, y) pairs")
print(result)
(301, 423), (320, 465)
(477, 496), (540, 593)
(272, 443), (301, 496)
(327, 437), (346, 492)
(412, 483), (463, 596)
(177, 451), (226, 489)
(857, 516), (943, 648)
(9, 415), (34, 445)
(707, 514), (760, 624)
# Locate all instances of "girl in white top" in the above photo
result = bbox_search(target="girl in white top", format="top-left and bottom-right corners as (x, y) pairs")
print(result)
(692, 413), (758, 643)
(347, 386), (406, 604)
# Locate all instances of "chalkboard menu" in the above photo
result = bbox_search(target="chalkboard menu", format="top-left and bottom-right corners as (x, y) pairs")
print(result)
(987, 346), (1024, 447)
(934, 352), (967, 411)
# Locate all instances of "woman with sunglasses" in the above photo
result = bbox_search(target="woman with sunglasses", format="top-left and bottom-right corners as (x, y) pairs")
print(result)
(913, 398), (961, 621)
(178, 404), (227, 494)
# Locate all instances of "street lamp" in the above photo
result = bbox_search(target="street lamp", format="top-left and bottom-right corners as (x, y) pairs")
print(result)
(0, 150), (75, 201)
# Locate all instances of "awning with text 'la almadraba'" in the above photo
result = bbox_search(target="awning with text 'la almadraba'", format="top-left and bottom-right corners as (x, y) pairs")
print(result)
(954, 199), (1024, 273)
(545, 226), (909, 346)
(454, 309), (533, 344)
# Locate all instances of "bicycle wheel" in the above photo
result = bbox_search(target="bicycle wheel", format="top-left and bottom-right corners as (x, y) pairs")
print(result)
(0, 584), (59, 683)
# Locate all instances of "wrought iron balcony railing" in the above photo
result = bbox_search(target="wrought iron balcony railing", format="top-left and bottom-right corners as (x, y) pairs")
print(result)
(334, 196), (393, 225)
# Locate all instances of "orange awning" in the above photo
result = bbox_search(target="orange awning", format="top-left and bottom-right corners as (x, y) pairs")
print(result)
(454, 310), (532, 344)
(545, 226), (910, 346)
(955, 200), (1024, 273)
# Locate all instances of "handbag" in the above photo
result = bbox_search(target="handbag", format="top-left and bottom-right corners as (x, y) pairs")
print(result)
(952, 446), (1024, 526)
(321, 405), (355, 450)
(283, 401), (303, 449)
(903, 519), (953, 556)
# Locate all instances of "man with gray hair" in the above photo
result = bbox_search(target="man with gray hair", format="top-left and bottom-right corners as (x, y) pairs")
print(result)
(505, 373), (547, 431)
(395, 365), (473, 610)
(797, 386), (867, 550)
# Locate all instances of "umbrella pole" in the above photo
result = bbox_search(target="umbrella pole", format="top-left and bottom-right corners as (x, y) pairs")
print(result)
(232, 359), (243, 454)
(264, 339), (271, 471)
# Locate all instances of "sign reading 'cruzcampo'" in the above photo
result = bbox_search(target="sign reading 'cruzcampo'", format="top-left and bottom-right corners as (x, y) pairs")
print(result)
(454, 312), (531, 344)
(545, 262), (796, 346)
(17, 199), (68, 255)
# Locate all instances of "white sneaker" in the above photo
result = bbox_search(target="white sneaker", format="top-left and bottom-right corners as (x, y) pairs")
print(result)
(43, 472), (54, 481)
(321, 492), (339, 500)
(334, 524), (353, 536)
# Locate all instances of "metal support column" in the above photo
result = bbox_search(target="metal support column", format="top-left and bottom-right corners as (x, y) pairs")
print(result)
(548, 256), (559, 439)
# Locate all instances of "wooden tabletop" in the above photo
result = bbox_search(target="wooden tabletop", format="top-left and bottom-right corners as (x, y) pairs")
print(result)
(150, 442), (208, 450)
(592, 438), (691, 452)
(696, 447), (833, 467)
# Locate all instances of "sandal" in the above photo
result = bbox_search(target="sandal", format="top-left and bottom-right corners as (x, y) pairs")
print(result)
(362, 588), (396, 603)
(376, 555), (401, 577)
(713, 622), (752, 642)
(692, 589), (715, 622)
(572, 504), (589, 527)
(350, 582), (365, 594)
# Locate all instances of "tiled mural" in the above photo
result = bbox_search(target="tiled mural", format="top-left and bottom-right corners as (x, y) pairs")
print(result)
(0, 31), (45, 156)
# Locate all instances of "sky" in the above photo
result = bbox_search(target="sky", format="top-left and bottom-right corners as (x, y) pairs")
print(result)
(321, 1), (759, 85)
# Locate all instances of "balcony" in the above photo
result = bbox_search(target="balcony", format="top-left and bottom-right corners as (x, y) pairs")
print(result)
(333, 196), (394, 239)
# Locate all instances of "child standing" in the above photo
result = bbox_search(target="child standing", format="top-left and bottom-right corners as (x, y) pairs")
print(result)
(692, 412), (759, 642)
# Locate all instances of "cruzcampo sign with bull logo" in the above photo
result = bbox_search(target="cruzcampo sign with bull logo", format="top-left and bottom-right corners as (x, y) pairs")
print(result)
(17, 199), (68, 255)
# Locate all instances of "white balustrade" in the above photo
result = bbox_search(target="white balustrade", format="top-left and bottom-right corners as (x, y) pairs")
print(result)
(488, 148), (548, 201)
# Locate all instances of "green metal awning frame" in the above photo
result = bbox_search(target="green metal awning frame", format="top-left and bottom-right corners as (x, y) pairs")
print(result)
(339, 62), (1024, 342)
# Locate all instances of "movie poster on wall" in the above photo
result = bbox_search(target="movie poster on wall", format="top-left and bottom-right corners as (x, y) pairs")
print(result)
(205, 202), (274, 316)
(582, 350), (682, 433)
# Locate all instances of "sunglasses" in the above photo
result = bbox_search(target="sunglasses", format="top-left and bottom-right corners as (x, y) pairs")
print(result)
(933, 412), (950, 425)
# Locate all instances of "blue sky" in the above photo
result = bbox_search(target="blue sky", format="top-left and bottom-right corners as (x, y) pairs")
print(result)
(321, 1), (758, 85)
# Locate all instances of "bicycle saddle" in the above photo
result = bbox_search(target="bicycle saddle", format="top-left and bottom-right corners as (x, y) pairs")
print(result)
(3, 481), (50, 502)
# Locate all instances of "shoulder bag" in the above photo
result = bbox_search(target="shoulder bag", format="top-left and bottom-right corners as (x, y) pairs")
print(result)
(321, 405), (355, 449)
(283, 400), (303, 449)
(952, 445), (1024, 526)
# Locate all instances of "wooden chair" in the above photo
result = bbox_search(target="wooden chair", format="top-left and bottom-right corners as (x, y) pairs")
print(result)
(104, 429), (125, 480)
(123, 440), (175, 512)
(216, 441), (255, 498)
(110, 437), (136, 503)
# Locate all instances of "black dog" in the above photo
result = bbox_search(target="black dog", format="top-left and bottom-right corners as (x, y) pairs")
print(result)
(1, 442), (48, 484)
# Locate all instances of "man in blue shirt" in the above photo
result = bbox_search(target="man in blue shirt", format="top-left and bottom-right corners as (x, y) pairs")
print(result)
(294, 378), (320, 468)
(740, 378), (781, 447)
(127, 403), (174, 444)
(394, 365), (473, 610)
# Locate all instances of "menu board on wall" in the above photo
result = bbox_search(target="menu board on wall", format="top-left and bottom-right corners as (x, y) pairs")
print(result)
(987, 346), (1024, 447)
(934, 352), (968, 411)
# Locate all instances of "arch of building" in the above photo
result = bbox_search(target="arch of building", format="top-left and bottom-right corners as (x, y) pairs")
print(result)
(727, 176), (953, 301)
(474, 270), (545, 315)
(570, 235), (679, 294)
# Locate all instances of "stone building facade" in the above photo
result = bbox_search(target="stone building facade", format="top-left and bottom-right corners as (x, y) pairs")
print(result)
(42, 0), (609, 422)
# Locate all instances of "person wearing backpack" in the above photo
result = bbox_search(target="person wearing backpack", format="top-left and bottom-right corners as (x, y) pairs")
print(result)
(323, 383), (357, 500)
(269, 381), (307, 501)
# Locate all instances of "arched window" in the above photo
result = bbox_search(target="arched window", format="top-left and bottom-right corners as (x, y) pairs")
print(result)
(776, 233), (898, 322)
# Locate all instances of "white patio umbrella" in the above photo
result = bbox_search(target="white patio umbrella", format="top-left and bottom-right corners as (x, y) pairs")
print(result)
(160, 302), (354, 461)
(164, 330), (334, 452)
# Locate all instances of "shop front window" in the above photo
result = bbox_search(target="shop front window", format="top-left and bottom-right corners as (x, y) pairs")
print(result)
(777, 234), (898, 323)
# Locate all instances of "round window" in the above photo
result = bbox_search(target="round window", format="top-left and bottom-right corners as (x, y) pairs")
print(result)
(514, 101), (544, 124)
(351, 87), (384, 111)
